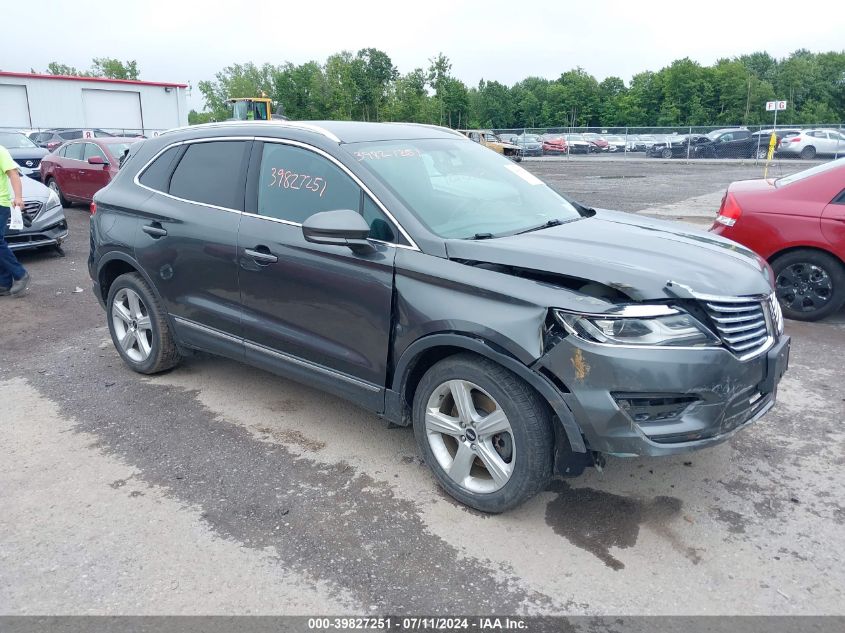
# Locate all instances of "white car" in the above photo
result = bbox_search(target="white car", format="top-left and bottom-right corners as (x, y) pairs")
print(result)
(778, 129), (845, 159)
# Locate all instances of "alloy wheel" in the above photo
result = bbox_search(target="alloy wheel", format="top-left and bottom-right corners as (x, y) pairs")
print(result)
(111, 287), (153, 362)
(424, 380), (515, 494)
(776, 263), (833, 313)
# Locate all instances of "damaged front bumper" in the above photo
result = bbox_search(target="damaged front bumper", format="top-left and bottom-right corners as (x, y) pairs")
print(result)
(534, 334), (790, 457)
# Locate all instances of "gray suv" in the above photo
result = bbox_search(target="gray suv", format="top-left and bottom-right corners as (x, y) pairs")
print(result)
(88, 121), (790, 512)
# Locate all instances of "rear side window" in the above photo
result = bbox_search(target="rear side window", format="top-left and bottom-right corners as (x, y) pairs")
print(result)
(138, 146), (182, 190)
(65, 143), (85, 160)
(168, 141), (250, 210)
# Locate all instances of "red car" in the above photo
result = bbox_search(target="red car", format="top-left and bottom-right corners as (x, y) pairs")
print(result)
(40, 137), (138, 207)
(542, 136), (569, 154)
(710, 158), (845, 321)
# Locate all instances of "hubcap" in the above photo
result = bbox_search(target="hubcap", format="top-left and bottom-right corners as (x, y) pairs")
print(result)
(111, 288), (153, 362)
(776, 263), (832, 313)
(424, 380), (515, 494)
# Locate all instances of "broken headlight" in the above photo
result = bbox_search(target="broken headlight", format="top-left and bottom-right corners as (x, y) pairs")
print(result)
(554, 306), (719, 347)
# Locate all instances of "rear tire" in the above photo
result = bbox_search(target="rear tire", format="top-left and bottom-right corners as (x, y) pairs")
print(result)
(755, 146), (769, 160)
(800, 146), (817, 160)
(106, 272), (181, 373)
(47, 178), (71, 207)
(772, 250), (845, 321)
(412, 353), (554, 513)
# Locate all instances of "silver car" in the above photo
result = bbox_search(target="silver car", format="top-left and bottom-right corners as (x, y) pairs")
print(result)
(777, 129), (845, 159)
(5, 170), (68, 252)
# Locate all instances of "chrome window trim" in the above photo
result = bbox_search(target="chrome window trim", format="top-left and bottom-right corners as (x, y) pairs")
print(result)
(254, 136), (420, 251)
(133, 136), (254, 215)
(134, 135), (421, 251)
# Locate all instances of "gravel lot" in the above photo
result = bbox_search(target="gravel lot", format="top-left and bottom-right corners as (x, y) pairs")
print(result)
(1, 161), (843, 617)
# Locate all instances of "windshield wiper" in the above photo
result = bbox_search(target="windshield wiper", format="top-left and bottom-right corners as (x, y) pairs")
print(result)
(514, 218), (564, 235)
(468, 232), (495, 240)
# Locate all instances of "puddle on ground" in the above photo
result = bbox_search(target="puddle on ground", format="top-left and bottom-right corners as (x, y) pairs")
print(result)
(545, 481), (699, 570)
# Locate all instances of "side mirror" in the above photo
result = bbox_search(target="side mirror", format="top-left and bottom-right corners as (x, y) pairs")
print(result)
(88, 155), (109, 166)
(302, 209), (374, 253)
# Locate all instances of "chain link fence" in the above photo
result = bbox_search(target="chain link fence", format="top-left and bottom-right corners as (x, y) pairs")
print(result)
(492, 124), (845, 166)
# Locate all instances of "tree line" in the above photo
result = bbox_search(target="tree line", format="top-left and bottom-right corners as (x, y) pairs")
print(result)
(194, 49), (845, 129)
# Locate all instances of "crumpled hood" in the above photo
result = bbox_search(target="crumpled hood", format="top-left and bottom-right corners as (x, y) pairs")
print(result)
(445, 209), (773, 300)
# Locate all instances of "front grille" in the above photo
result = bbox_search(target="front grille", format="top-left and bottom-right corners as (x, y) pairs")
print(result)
(23, 201), (43, 224)
(701, 296), (773, 358)
(14, 157), (41, 169)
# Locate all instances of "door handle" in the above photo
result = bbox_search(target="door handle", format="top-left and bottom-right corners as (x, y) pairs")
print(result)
(142, 223), (168, 238)
(245, 246), (278, 265)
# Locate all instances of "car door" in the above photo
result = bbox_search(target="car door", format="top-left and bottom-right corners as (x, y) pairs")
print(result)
(57, 142), (84, 199)
(237, 139), (399, 410)
(134, 139), (250, 358)
(78, 142), (112, 202)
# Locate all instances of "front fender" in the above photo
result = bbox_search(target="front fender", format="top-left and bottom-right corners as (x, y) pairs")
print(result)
(389, 332), (587, 454)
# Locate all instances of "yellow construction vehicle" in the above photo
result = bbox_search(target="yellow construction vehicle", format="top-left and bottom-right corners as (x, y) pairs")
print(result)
(226, 97), (273, 121)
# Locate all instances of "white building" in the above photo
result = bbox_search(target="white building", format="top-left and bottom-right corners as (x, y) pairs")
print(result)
(0, 71), (189, 133)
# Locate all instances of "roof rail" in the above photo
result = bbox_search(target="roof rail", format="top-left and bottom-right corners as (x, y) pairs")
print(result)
(386, 122), (466, 138)
(160, 120), (341, 143)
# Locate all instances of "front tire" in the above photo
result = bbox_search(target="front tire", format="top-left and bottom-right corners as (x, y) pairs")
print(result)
(107, 272), (181, 373)
(412, 353), (554, 513)
(661, 147), (673, 159)
(772, 250), (845, 321)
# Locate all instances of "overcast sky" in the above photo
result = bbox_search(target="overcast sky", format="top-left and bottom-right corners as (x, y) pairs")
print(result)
(4, 0), (844, 111)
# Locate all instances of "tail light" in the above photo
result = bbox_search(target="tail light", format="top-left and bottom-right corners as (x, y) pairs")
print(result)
(90, 202), (97, 215)
(715, 192), (742, 227)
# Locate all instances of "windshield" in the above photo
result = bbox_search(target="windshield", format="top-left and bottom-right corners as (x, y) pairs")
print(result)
(0, 132), (37, 148)
(566, 134), (585, 141)
(346, 138), (581, 239)
(519, 135), (540, 143)
(775, 157), (845, 187)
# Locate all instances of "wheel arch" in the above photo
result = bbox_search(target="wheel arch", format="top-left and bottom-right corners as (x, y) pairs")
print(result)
(768, 244), (844, 268)
(388, 333), (587, 454)
(97, 254), (171, 320)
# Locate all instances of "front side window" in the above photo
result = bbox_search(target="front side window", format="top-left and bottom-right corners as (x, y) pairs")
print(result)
(257, 143), (361, 224)
(346, 138), (582, 239)
(83, 143), (107, 162)
(256, 143), (402, 242)
(169, 141), (249, 209)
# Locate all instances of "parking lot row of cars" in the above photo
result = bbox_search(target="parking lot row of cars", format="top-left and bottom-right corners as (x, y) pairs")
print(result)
(494, 127), (845, 159)
(1, 129), (139, 253)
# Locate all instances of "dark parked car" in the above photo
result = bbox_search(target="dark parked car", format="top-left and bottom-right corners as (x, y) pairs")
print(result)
(40, 137), (136, 206)
(710, 158), (845, 321)
(514, 134), (543, 157)
(4, 169), (68, 253)
(90, 121), (789, 512)
(647, 134), (710, 158)
(0, 131), (49, 179)
(30, 128), (114, 152)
